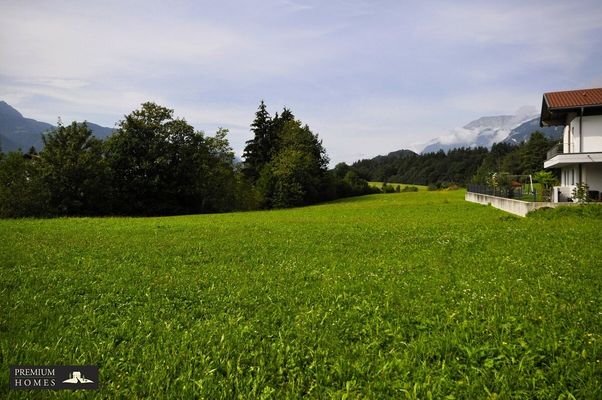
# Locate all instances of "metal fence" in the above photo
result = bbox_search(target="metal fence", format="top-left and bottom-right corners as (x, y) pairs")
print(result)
(467, 184), (538, 202)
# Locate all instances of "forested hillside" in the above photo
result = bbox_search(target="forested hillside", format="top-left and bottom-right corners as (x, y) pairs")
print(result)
(346, 132), (558, 188)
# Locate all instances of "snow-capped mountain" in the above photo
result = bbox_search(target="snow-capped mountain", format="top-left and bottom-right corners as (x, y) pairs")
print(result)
(502, 117), (563, 145)
(421, 108), (539, 154)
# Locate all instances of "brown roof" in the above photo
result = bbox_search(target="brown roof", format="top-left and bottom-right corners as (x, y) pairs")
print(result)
(540, 87), (602, 126)
(544, 87), (602, 109)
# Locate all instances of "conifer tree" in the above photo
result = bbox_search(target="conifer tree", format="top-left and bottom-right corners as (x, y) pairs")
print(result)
(242, 100), (272, 182)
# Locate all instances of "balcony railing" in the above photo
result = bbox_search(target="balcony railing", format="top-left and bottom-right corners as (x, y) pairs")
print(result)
(546, 143), (561, 160)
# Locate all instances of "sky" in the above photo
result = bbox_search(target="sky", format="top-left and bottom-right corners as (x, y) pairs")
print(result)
(1, 0), (602, 164)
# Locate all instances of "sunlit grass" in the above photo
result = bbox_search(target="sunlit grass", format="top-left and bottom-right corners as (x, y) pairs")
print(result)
(368, 182), (428, 191)
(1, 191), (601, 398)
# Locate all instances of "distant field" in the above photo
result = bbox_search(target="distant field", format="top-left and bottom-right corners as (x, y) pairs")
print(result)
(1, 191), (601, 398)
(368, 182), (428, 191)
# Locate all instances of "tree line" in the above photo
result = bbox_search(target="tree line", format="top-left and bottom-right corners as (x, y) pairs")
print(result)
(0, 101), (559, 218)
(346, 132), (558, 189)
(0, 102), (377, 218)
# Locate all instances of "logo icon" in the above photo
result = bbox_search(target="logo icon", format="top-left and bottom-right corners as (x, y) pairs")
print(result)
(63, 371), (94, 384)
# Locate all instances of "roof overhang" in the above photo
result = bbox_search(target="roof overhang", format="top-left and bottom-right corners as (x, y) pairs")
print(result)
(540, 88), (602, 127)
(540, 102), (602, 127)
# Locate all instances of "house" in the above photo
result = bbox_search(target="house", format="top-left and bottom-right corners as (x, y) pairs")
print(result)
(541, 87), (602, 202)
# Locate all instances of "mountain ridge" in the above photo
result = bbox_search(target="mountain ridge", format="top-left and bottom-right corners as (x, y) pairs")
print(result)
(420, 111), (562, 154)
(0, 101), (114, 152)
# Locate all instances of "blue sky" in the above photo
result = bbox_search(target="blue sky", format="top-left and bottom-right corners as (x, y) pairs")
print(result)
(1, 0), (602, 163)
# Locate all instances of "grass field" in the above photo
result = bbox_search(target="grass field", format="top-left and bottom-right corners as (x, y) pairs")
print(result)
(368, 182), (428, 191)
(1, 190), (601, 398)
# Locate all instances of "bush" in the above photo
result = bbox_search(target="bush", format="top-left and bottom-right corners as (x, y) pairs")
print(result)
(0, 152), (50, 218)
(381, 183), (397, 193)
(401, 186), (418, 192)
(572, 182), (590, 204)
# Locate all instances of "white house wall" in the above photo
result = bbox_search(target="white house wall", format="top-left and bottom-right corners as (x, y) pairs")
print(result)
(584, 164), (602, 191)
(562, 125), (570, 152)
(561, 166), (579, 186)
(569, 115), (602, 153)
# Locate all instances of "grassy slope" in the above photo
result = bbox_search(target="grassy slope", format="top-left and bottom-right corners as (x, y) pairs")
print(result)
(368, 182), (428, 191)
(1, 191), (601, 399)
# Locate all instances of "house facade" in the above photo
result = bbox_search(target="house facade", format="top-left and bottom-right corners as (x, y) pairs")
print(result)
(541, 87), (602, 202)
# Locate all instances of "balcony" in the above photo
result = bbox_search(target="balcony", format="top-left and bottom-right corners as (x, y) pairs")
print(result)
(544, 147), (602, 168)
(546, 143), (561, 160)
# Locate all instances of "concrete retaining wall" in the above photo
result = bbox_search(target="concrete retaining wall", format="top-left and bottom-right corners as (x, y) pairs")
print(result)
(465, 192), (558, 217)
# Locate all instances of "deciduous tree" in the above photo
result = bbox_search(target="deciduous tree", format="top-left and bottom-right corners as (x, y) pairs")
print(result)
(40, 121), (109, 215)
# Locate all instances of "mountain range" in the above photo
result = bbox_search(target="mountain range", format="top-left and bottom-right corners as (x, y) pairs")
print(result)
(420, 109), (562, 154)
(0, 101), (114, 152)
(1, 100), (563, 157)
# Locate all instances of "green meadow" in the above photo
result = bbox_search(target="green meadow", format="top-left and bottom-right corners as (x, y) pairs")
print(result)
(1, 191), (601, 398)
(368, 182), (428, 191)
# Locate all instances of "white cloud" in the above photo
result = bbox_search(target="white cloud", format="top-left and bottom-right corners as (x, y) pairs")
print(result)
(442, 90), (539, 116)
(416, 1), (602, 72)
(1, 0), (601, 164)
(0, 4), (242, 80)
